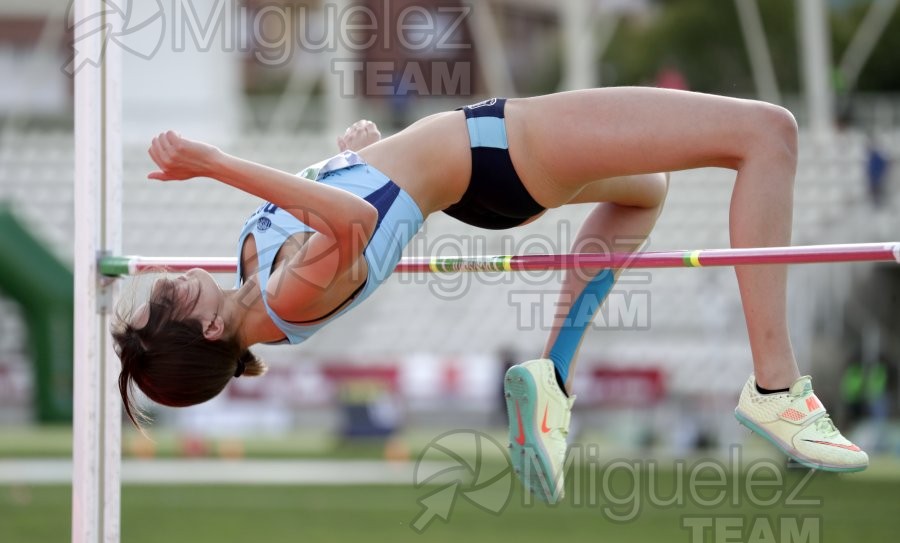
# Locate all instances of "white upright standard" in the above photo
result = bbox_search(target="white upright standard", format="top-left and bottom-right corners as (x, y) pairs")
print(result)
(72, 0), (123, 541)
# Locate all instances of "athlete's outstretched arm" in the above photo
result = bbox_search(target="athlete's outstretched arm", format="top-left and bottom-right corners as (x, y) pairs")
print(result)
(147, 131), (378, 263)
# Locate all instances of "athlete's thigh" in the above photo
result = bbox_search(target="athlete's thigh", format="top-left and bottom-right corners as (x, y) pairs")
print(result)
(505, 87), (779, 206)
(567, 173), (669, 208)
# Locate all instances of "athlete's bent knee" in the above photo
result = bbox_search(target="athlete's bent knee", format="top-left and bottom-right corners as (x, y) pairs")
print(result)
(751, 103), (799, 161)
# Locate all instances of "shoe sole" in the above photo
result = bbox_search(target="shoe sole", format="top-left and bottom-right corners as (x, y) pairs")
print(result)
(504, 365), (564, 503)
(734, 409), (867, 473)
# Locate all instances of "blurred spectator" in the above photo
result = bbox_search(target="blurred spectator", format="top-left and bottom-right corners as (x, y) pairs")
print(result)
(389, 71), (414, 130)
(833, 69), (855, 130)
(865, 134), (890, 208)
(655, 64), (689, 91)
(495, 347), (518, 425)
(841, 357), (893, 452)
(841, 362), (865, 425)
(865, 360), (890, 452)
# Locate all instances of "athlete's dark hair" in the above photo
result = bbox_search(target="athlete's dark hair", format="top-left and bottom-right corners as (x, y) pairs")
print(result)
(112, 278), (266, 428)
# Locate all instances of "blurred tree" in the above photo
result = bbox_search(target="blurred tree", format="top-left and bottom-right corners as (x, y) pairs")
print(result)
(604, 0), (799, 95)
(831, 0), (900, 92)
(603, 0), (900, 96)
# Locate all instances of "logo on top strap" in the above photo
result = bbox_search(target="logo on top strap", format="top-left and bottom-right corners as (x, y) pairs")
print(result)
(806, 396), (821, 412)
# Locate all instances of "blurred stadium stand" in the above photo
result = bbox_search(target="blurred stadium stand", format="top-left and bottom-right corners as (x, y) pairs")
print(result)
(0, 0), (898, 446)
(1, 127), (897, 429)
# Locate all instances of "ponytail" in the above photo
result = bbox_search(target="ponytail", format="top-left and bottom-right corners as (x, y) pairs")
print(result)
(234, 350), (268, 378)
(112, 276), (269, 431)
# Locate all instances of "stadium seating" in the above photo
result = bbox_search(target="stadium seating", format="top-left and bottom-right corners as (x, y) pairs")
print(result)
(0, 127), (897, 407)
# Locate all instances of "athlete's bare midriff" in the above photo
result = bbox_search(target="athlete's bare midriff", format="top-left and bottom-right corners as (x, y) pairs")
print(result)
(359, 110), (472, 216)
(358, 100), (568, 214)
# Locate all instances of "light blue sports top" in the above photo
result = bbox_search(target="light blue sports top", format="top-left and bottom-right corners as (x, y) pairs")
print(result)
(234, 151), (424, 344)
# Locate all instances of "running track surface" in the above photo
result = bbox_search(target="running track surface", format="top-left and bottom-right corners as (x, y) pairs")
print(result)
(0, 459), (451, 485)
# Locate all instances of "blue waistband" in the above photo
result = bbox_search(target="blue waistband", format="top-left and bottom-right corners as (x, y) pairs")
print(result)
(460, 98), (509, 150)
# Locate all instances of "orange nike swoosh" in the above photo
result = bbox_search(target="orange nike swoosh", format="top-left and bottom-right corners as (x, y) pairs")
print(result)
(802, 439), (862, 452)
(541, 405), (551, 433)
(515, 400), (526, 446)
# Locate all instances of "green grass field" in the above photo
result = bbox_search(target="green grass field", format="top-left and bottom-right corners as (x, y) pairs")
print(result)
(3, 469), (899, 543)
(3, 427), (899, 542)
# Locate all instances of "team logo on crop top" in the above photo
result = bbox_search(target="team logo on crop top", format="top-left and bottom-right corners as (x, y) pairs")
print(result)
(468, 98), (497, 110)
(257, 217), (272, 232)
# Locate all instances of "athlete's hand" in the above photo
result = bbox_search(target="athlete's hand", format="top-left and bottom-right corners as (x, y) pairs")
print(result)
(147, 131), (221, 181)
(337, 120), (381, 152)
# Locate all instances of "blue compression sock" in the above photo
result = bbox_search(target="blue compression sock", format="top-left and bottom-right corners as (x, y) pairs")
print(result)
(548, 270), (616, 389)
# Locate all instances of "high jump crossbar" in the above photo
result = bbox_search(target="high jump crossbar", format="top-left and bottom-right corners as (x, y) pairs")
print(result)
(100, 243), (900, 277)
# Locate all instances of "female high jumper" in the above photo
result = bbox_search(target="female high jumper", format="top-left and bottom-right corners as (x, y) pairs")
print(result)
(114, 88), (868, 503)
